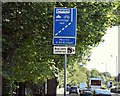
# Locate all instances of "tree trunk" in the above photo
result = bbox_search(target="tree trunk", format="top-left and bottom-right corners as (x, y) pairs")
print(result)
(2, 77), (12, 95)
(18, 82), (25, 96)
(32, 84), (36, 96)
(47, 77), (58, 96)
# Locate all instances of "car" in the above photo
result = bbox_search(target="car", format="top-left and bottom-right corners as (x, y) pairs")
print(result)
(81, 90), (93, 96)
(79, 83), (88, 93)
(69, 86), (79, 94)
(93, 89), (111, 96)
(111, 86), (120, 93)
(80, 87), (88, 94)
(66, 85), (70, 91)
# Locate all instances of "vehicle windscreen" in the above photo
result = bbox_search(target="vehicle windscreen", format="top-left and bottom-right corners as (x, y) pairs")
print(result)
(71, 87), (77, 90)
(91, 80), (101, 86)
(95, 89), (111, 94)
(102, 90), (111, 94)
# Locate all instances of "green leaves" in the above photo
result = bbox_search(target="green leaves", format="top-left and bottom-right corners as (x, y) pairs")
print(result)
(2, 2), (120, 85)
(66, 61), (87, 85)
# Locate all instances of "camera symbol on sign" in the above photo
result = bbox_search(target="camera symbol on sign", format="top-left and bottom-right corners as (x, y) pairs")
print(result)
(67, 47), (75, 53)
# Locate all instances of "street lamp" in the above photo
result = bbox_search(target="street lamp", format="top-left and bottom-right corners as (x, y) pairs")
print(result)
(102, 63), (107, 72)
(110, 55), (118, 93)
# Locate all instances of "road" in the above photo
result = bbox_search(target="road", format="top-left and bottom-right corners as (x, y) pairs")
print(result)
(57, 88), (120, 96)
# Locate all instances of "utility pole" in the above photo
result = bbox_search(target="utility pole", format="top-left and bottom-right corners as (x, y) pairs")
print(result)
(116, 56), (118, 93)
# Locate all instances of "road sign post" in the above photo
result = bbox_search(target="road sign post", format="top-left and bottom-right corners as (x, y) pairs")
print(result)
(64, 54), (67, 96)
(53, 8), (77, 96)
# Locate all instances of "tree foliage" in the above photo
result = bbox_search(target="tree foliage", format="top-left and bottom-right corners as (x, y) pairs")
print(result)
(2, 2), (120, 86)
(3, 2), (56, 83)
(67, 62), (87, 85)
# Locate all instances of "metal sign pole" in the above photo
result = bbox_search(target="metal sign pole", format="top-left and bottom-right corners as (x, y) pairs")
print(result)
(64, 54), (67, 96)
(53, 8), (77, 96)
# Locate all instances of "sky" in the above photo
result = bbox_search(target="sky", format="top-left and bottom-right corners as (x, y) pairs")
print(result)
(86, 26), (118, 76)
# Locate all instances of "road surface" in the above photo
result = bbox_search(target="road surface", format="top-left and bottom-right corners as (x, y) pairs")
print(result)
(57, 88), (120, 96)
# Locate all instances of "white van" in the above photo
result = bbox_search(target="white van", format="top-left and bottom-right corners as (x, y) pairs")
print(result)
(89, 78), (102, 91)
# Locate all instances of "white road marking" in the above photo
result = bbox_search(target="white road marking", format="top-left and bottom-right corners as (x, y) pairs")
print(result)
(68, 23), (71, 25)
(65, 25), (68, 28)
(55, 22), (72, 36)
(58, 30), (61, 33)
(71, 8), (73, 22)
(62, 28), (65, 30)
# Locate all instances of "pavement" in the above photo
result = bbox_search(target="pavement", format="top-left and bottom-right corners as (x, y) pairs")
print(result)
(57, 88), (80, 96)
(57, 88), (70, 96)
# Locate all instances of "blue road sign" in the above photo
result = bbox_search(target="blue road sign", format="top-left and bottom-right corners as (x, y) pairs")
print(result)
(53, 8), (77, 45)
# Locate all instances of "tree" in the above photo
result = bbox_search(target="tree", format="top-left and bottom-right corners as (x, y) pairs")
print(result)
(90, 69), (100, 78)
(2, 2), (120, 94)
(67, 61), (87, 86)
(2, 2), (58, 95)
(115, 73), (120, 82)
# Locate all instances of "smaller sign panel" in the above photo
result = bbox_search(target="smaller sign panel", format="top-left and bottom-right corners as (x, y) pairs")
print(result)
(53, 46), (75, 54)
(53, 37), (76, 45)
